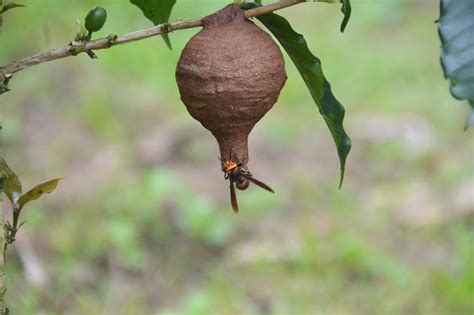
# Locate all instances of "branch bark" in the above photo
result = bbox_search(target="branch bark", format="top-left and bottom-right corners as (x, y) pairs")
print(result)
(0, 176), (5, 315)
(0, 0), (304, 90)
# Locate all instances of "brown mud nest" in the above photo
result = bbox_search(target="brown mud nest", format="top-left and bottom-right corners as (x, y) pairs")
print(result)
(176, 4), (287, 210)
(176, 4), (287, 162)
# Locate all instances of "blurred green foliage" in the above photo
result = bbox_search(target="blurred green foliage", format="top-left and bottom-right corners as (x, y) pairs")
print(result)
(0, 0), (473, 314)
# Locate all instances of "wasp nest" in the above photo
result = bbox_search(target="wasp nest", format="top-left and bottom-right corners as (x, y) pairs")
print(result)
(176, 4), (287, 167)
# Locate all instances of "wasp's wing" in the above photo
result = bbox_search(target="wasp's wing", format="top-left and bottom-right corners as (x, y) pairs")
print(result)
(230, 181), (239, 213)
(244, 175), (275, 193)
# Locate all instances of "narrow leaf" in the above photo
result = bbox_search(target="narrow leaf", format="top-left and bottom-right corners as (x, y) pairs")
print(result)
(438, 0), (474, 129)
(17, 178), (61, 211)
(0, 2), (25, 14)
(340, 0), (351, 32)
(317, 0), (351, 32)
(242, 3), (351, 186)
(0, 157), (22, 204)
(130, 0), (176, 50)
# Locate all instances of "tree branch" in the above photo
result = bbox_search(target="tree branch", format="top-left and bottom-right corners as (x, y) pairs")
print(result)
(0, 176), (6, 314)
(0, 0), (304, 91)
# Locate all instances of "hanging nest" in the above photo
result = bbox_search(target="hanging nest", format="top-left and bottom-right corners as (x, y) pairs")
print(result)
(176, 4), (287, 166)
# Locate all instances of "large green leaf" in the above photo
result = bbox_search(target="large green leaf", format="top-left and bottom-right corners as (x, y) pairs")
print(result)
(17, 178), (61, 211)
(241, 2), (351, 187)
(438, 0), (474, 130)
(130, 0), (176, 50)
(0, 156), (22, 204)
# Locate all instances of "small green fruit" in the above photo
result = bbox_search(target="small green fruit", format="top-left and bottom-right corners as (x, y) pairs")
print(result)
(85, 6), (107, 33)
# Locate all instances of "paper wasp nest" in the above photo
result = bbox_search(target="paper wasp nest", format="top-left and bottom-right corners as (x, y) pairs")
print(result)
(176, 4), (287, 166)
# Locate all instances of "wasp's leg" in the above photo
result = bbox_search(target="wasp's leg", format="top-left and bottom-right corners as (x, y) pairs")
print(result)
(230, 181), (238, 213)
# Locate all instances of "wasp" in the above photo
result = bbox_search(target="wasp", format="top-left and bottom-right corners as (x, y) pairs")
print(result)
(221, 153), (274, 213)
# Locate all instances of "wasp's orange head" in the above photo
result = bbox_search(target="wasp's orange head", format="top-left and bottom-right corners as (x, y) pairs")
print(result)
(224, 160), (238, 173)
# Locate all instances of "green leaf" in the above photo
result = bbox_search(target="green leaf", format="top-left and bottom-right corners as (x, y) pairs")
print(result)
(130, 0), (176, 50)
(0, 157), (22, 204)
(0, 2), (25, 31)
(438, 0), (474, 129)
(241, 2), (351, 186)
(317, 0), (351, 32)
(17, 178), (61, 211)
(0, 2), (25, 14)
(466, 101), (474, 130)
(339, 0), (351, 32)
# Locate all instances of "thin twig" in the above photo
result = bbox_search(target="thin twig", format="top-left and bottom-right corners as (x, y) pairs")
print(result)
(0, 0), (305, 89)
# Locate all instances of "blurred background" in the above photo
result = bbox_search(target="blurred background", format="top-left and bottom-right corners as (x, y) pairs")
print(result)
(1, 0), (473, 314)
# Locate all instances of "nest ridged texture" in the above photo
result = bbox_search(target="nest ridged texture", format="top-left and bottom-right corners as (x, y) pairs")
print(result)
(176, 4), (287, 163)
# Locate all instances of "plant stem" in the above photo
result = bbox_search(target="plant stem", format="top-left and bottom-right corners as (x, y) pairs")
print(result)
(0, 0), (305, 88)
(0, 176), (6, 314)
